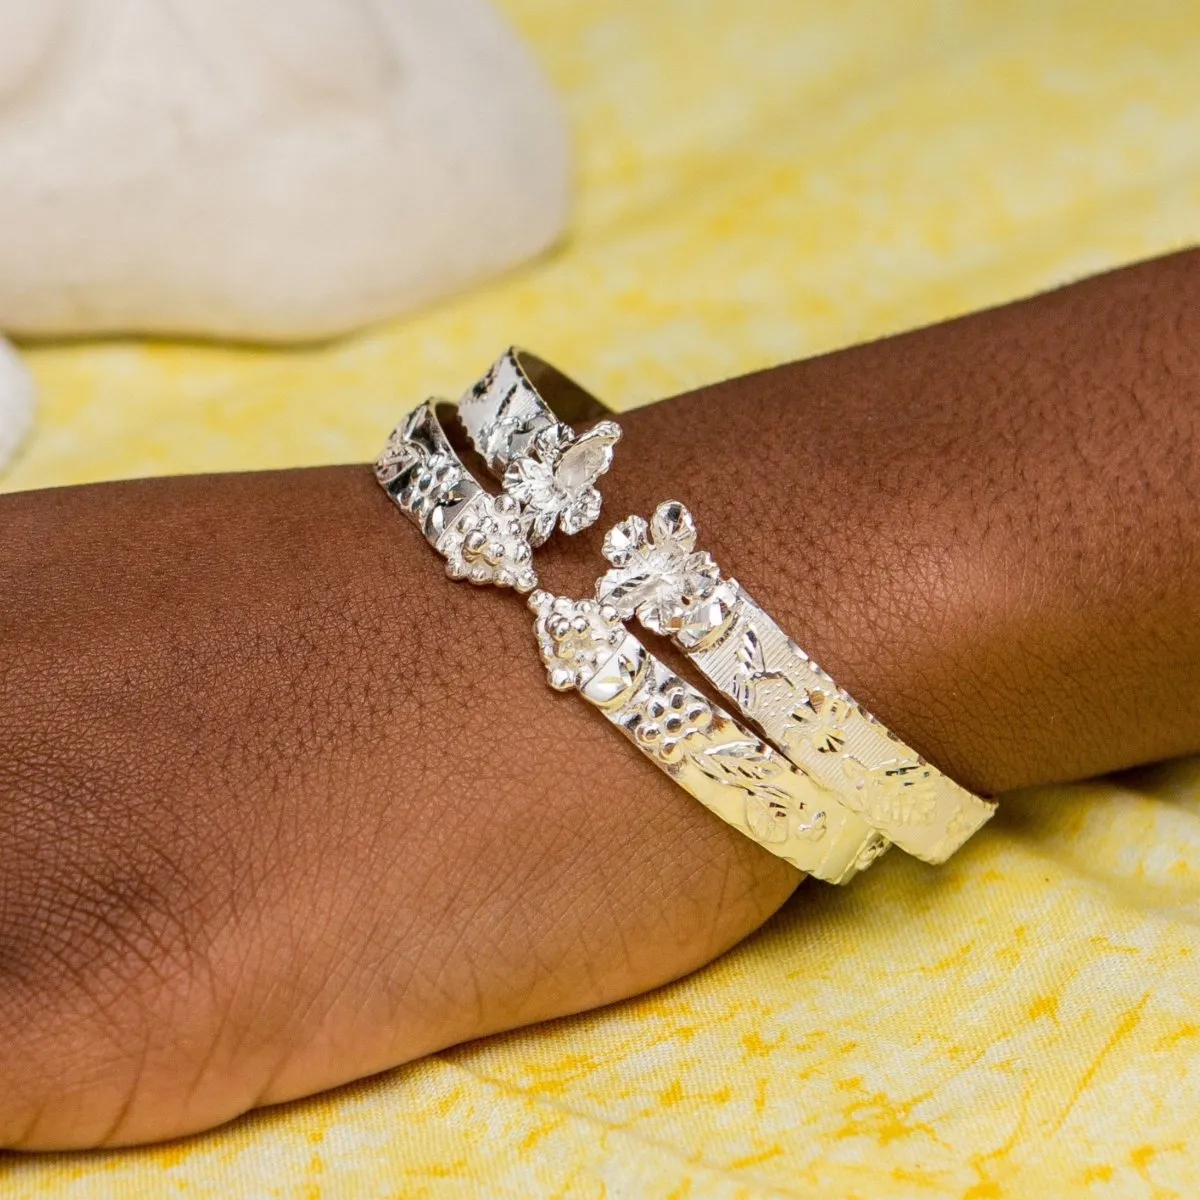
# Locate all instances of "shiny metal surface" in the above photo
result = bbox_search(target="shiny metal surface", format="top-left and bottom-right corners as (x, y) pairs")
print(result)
(460, 350), (996, 864)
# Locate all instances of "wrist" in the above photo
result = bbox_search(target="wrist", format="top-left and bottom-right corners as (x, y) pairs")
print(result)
(566, 252), (1199, 796)
(537, 378), (986, 792)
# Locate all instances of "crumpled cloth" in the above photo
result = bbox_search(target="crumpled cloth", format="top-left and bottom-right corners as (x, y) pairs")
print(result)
(5, 1), (1200, 1196)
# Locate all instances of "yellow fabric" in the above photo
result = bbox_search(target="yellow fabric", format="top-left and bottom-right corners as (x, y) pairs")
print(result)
(5, 1), (1200, 1195)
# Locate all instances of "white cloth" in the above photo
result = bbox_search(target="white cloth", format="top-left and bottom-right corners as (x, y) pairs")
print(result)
(0, 338), (33, 472)
(0, 0), (569, 342)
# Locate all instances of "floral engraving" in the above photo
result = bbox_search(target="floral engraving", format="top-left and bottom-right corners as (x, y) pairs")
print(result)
(503, 420), (622, 545)
(596, 500), (722, 637)
(477, 377), (540, 467)
(794, 807), (828, 842)
(691, 739), (786, 793)
(744, 794), (792, 844)
(842, 755), (938, 826)
(781, 686), (852, 757)
(374, 420), (422, 488)
(692, 740), (828, 844)
(745, 794), (827, 846)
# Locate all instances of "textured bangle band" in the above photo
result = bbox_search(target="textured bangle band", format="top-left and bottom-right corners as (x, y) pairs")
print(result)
(374, 397), (889, 883)
(375, 400), (539, 592)
(458, 354), (997, 864)
(594, 501), (997, 863)
(458, 346), (623, 546)
(529, 591), (888, 884)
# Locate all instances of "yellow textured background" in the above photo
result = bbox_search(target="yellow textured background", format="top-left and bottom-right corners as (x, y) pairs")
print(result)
(5, 1), (1200, 1196)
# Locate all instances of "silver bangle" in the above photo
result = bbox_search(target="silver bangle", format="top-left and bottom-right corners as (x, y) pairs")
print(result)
(594, 501), (997, 863)
(458, 346), (622, 546)
(374, 397), (889, 883)
(375, 399), (539, 593)
(458, 353), (997, 864)
(529, 591), (888, 883)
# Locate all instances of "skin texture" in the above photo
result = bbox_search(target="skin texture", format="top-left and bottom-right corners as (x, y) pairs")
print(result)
(1, 250), (1198, 1149)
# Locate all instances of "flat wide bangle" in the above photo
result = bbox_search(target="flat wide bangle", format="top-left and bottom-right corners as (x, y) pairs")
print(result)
(458, 351), (997, 864)
(373, 397), (890, 884)
(528, 590), (889, 883)
(595, 501), (997, 864)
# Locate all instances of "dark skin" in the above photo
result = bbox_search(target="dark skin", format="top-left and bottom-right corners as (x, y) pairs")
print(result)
(1, 250), (1197, 1150)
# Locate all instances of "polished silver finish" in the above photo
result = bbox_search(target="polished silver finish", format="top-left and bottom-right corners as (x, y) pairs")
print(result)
(529, 591), (888, 883)
(457, 352), (896, 879)
(596, 501), (997, 863)
(375, 400), (538, 592)
(374, 396), (887, 885)
(461, 350), (995, 865)
(458, 347), (621, 546)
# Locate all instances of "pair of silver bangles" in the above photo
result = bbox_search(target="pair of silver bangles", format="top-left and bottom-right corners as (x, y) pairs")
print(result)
(374, 348), (996, 885)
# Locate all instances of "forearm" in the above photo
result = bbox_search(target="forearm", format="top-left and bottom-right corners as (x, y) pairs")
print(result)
(589, 248), (1200, 794)
(0, 461), (804, 1149)
(1, 250), (1197, 1149)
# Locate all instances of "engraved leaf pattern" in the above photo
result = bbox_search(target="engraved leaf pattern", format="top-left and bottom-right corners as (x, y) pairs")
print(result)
(689, 740), (793, 806)
(842, 756), (938, 826)
(694, 739), (783, 778)
(744, 794), (791, 844)
(731, 624), (789, 711)
(481, 382), (537, 465)
(744, 794), (827, 846)
(375, 415), (425, 487)
(375, 437), (415, 485)
(794, 808), (827, 842)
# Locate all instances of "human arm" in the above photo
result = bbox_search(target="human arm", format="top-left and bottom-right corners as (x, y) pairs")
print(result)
(1, 249), (1197, 1149)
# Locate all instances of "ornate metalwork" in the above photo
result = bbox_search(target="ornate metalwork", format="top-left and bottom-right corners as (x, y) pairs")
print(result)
(378, 348), (993, 884)
(596, 501), (997, 864)
(458, 347), (621, 544)
(375, 400), (538, 592)
(528, 590), (887, 883)
(504, 420), (622, 545)
(596, 501), (724, 638)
